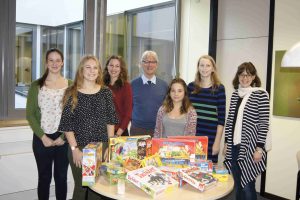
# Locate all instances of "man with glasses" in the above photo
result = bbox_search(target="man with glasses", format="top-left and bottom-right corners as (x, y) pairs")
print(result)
(130, 50), (168, 137)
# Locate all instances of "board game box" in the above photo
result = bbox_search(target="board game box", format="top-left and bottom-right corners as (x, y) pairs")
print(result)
(109, 135), (151, 162)
(168, 136), (208, 161)
(126, 166), (178, 198)
(151, 138), (196, 168)
(180, 166), (217, 192)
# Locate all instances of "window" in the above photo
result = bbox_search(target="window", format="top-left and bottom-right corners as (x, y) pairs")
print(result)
(0, 0), (180, 120)
(0, 0), (85, 120)
(106, 0), (178, 82)
(14, 0), (84, 109)
(15, 24), (34, 108)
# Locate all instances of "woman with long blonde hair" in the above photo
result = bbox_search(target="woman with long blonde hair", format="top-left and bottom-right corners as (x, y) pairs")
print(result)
(59, 55), (118, 200)
(187, 55), (226, 163)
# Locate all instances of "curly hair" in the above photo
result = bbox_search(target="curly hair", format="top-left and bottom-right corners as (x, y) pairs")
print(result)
(103, 55), (128, 89)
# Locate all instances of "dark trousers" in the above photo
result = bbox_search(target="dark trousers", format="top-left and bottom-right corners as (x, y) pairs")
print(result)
(32, 132), (69, 200)
(130, 125), (154, 137)
(68, 143), (108, 200)
(231, 145), (257, 200)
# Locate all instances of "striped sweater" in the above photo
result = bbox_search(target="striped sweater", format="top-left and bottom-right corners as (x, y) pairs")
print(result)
(187, 83), (226, 163)
(224, 90), (270, 188)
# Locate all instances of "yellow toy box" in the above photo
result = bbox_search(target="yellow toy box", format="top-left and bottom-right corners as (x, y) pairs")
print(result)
(109, 135), (151, 162)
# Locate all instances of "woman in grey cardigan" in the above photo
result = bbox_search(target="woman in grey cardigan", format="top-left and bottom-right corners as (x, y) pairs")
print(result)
(223, 62), (270, 200)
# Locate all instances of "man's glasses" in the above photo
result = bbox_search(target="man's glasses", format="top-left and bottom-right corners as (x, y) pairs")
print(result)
(142, 60), (157, 64)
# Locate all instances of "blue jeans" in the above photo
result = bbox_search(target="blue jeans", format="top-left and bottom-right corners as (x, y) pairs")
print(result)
(231, 145), (257, 200)
(33, 132), (69, 200)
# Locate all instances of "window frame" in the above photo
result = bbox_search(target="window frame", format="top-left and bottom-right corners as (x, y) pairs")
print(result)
(0, 0), (104, 120)
(125, 0), (180, 80)
(0, 0), (181, 121)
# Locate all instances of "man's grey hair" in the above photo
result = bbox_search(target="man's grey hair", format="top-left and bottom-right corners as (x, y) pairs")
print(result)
(141, 50), (159, 63)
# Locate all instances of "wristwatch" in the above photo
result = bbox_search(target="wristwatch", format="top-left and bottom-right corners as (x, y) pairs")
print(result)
(71, 145), (78, 151)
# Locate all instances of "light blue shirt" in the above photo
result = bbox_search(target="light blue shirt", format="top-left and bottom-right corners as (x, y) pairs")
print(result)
(141, 74), (157, 85)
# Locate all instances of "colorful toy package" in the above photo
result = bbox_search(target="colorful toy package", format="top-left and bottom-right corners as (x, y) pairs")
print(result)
(123, 157), (142, 172)
(212, 165), (229, 182)
(109, 135), (152, 162)
(151, 138), (196, 168)
(168, 136), (208, 161)
(194, 160), (213, 172)
(105, 163), (126, 185)
(180, 166), (217, 192)
(141, 153), (162, 168)
(82, 142), (102, 186)
(158, 166), (186, 187)
(126, 165), (178, 198)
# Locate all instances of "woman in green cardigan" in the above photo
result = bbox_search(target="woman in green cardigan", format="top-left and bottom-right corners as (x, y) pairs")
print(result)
(26, 48), (72, 200)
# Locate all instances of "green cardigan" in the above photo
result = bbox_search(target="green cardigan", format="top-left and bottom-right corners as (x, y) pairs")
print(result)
(26, 79), (73, 139)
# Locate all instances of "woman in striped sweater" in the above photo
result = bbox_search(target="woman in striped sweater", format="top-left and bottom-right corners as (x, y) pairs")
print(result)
(188, 55), (226, 163)
(223, 62), (270, 200)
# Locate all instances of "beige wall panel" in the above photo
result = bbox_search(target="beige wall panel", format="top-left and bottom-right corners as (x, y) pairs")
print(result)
(218, 0), (270, 40)
(179, 0), (210, 83)
(266, 0), (300, 199)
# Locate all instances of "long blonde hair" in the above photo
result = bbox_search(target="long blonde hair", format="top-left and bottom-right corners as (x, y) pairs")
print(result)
(63, 55), (103, 111)
(192, 55), (221, 94)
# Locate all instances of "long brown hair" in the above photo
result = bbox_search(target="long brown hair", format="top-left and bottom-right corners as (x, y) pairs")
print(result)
(38, 48), (64, 88)
(192, 55), (221, 94)
(103, 55), (128, 89)
(232, 62), (261, 89)
(63, 55), (103, 111)
(163, 78), (192, 114)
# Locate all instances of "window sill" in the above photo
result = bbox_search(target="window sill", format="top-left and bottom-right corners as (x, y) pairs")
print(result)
(0, 120), (28, 128)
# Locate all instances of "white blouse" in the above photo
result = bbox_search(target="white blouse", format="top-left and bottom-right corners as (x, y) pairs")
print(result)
(38, 86), (67, 134)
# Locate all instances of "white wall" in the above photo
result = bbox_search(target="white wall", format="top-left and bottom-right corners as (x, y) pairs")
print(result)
(179, 0), (210, 83)
(216, 0), (270, 194)
(265, 1), (300, 199)
(0, 126), (73, 197)
(216, 1), (300, 199)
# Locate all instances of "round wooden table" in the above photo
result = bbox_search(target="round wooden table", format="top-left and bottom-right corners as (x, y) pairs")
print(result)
(90, 175), (234, 200)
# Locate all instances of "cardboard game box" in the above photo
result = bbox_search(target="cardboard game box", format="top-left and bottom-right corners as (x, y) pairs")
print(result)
(151, 138), (196, 168)
(168, 136), (208, 161)
(158, 166), (186, 187)
(126, 165), (178, 198)
(141, 153), (162, 168)
(180, 166), (217, 192)
(82, 142), (102, 186)
(109, 135), (151, 162)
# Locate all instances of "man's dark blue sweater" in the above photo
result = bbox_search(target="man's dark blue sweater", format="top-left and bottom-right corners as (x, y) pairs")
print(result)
(131, 76), (168, 130)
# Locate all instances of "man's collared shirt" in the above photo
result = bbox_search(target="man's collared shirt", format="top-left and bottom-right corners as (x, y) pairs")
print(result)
(141, 74), (156, 85)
